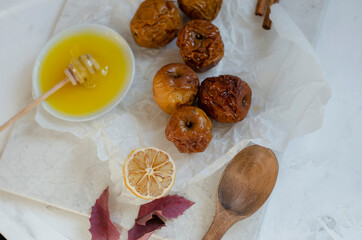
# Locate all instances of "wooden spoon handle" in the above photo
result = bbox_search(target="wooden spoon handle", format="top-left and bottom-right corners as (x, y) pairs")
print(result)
(203, 210), (239, 240)
(0, 77), (69, 132)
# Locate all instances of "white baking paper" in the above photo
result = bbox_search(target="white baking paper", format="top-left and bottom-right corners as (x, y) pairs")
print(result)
(0, 0), (330, 239)
(35, 0), (330, 190)
(0, 108), (111, 216)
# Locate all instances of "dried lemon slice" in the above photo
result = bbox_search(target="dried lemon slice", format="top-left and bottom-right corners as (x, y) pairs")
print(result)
(123, 147), (176, 200)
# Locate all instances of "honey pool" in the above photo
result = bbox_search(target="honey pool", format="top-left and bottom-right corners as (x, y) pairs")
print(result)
(33, 25), (134, 121)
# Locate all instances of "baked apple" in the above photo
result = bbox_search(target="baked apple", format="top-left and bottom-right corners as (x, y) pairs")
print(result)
(165, 106), (212, 153)
(198, 75), (252, 123)
(178, 0), (223, 21)
(176, 20), (224, 72)
(153, 63), (199, 114)
(130, 0), (182, 48)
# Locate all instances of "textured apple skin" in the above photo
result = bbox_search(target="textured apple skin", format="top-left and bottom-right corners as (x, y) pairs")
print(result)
(153, 63), (199, 115)
(130, 0), (182, 48)
(165, 106), (212, 153)
(178, 0), (223, 21)
(198, 75), (252, 123)
(177, 20), (224, 72)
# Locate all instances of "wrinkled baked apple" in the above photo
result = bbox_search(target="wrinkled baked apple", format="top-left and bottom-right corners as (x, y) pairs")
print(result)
(165, 106), (212, 153)
(153, 63), (199, 114)
(178, 0), (223, 21)
(176, 20), (224, 72)
(130, 0), (182, 48)
(198, 75), (252, 123)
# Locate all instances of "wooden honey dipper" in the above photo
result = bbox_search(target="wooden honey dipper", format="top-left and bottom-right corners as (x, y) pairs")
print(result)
(0, 54), (101, 132)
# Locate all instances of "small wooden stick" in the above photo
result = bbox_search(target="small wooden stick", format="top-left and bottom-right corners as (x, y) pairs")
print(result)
(0, 54), (99, 132)
(0, 78), (70, 132)
(263, 0), (279, 30)
(255, 0), (268, 16)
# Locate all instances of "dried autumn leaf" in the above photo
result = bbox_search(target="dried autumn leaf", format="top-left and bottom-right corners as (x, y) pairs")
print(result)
(128, 216), (165, 240)
(128, 195), (194, 240)
(89, 187), (120, 240)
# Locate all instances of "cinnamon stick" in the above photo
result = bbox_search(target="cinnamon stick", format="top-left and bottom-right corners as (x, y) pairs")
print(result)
(255, 0), (267, 16)
(263, 0), (279, 30)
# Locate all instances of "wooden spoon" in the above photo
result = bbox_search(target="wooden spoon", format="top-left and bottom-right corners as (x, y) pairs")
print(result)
(203, 145), (279, 240)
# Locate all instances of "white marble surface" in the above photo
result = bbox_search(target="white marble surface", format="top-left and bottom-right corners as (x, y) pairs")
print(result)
(0, 0), (361, 239)
(0, 0), (64, 152)
(259, 1), (362, 239)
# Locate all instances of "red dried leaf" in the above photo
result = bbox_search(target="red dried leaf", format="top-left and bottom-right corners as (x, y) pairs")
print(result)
(128, 216), (165, 240)
(128, 195), (194, 240)
(89, 187), (120, 240)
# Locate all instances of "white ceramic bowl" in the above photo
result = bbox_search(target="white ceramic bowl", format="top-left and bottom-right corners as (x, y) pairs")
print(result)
(32, 24), (135, 122)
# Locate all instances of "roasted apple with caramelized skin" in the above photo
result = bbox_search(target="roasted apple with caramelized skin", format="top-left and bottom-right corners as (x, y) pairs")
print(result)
(166, 106), (212, 153)
(153, 63), (199, 114)
(198, 75), (252, 123)
(178, 0), (223, 21)
(130, 0), (182, 48)
(176, 20), (224, 72)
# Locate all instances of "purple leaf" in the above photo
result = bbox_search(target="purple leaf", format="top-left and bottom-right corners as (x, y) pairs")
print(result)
(89, 187), (120, 240)
(128, 195), (194, 240)
(128, 215), (165, 240)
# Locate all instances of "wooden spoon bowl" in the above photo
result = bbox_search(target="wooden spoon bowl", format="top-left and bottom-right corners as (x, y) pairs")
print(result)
(203, 145), (279, 240)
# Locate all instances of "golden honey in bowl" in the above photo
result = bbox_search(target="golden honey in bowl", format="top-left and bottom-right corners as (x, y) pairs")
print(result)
(35, 25), (134, 120)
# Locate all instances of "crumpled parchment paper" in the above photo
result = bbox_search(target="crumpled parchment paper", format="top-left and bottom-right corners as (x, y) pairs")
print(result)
(0, 0), (330, 239)
(36, 0), (330, 191)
